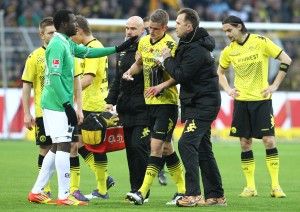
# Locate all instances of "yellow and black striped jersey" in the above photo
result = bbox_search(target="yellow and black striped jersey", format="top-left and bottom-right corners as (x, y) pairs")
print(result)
(219, 34), (282, 101)
(79, 39), (108, 111)
(22, 46), (46, 118)
(138, 34), (178, 105)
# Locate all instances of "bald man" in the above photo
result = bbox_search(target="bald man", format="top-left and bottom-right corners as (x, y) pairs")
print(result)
(104, 16), (151, 202)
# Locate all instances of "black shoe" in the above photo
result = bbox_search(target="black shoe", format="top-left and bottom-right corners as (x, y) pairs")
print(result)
(158, 169), (167, 186)
(106, 176), (115, 190)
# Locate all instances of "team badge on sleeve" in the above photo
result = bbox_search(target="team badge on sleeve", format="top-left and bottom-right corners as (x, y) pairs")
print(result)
(52, 59), (60, 68)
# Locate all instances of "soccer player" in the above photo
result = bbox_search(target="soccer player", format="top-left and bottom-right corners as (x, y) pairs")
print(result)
(161, 8), (226, 207)
(143, 15), (168, 187)
(104, 16), (151, 202)
(27, 9), (137, 206)
(123, 9), (185, 206)
(217, 15), (291, 198)
(71, 14), (115, 200)
(23, 17), (87, 202)
(22, 17), (56, 199)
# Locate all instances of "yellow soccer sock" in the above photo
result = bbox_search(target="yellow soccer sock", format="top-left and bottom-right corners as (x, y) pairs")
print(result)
(241, 151), (256, 190)
(266, 148), (280, 189)
(70, 156), (80, 194)
(139, 156), (162, 198)
(165, 152), (185, 194)
(94, 153), (108, 195)
(78, 146), (95, 172)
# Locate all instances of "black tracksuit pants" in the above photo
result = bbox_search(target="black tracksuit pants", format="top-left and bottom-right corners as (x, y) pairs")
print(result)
(178, 118), (224, 198)
(124, 126), (150, 191)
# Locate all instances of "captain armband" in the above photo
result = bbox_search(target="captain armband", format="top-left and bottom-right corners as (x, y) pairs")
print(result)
(279, 63), (289, 73)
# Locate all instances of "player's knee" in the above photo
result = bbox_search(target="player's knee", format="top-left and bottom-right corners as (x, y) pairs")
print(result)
(263, 136), (275, 149)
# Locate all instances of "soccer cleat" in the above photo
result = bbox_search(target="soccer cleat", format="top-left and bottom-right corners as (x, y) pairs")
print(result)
(72, 190), (89, 201)
(176, 195), (205, 207)
(158, 169), (168, 186)
(84, 190), (109, 200)
(144, 189), (150, 203)
(45, 191), (52, 199)
(56, 195), (88, 206)
(28, 192), (56, 204)
(126, 191), (144, 205)
(107, 176), (116, 190)
(205, 196), (227, 206)
(238, 188), (258, 197)
(271, 187), (286, 198)
(166, 192), (184, 205)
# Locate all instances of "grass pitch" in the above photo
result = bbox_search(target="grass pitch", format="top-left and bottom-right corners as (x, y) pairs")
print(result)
(0, 139), (299, 211)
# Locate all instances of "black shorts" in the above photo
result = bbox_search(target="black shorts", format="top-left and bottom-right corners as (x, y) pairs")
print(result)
(230, 100), (275, 139)
(35, 117), (52, 146)
(148, 104), (178, 141)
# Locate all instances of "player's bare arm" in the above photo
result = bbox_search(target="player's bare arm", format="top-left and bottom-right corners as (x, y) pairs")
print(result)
(74, 76), (84, 125)
(261, 51), (292, 98)
(81, 74), (94, 90)
(22, 82), (35, 130)
(144, 78), (176, 98)
(217, 65), (240, 98)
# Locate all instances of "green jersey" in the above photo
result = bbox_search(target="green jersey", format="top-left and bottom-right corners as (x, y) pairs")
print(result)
(41, 32), (115, 111)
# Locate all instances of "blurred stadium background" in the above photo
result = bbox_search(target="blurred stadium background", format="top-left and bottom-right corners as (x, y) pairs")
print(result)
(0, 0), (299, 140)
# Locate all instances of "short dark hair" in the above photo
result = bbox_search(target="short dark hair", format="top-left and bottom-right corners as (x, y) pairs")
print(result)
(178, 8), (200, 29)
(143, 16), (150, 22)
(76, 15), (91, 35)
(222, 15), (247, 33)
(39, 17), (53, 34)
(150, 9), (169, 26)
(53, 9), (73, 30)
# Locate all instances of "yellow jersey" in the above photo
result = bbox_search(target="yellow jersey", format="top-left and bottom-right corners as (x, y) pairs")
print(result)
(219, 34), (282, 101)
(138, 34), (178, 105)
(22, 46), (46, 118)
(79, 39), (108, 111)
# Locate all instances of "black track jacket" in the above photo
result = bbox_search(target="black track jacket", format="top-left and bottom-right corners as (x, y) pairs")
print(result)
(105, 40), (149, 127)
(163, 27), (221, 122)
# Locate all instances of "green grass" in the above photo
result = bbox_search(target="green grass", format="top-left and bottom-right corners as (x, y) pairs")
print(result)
(0, 140), (299, 211)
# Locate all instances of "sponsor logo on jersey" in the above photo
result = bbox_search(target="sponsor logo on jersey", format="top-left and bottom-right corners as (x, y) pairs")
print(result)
(52, 59), (60, 68)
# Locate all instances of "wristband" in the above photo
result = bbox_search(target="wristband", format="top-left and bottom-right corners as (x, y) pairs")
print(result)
(279, 63), (289, 73)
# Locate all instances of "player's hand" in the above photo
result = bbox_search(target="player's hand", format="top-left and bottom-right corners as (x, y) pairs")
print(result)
(104, 104), (114, 112)
(122, 70), (134, 81)
(226, 88), (240, 99)
(63, 101), (78, 126)
(161, 47), (172, 60)
(115, 36), (138, 53)
(260, 84), (278, 98)
(144, 85), (163, 98)
(24, 113), (35, 130)
(76, 109), (84, 125)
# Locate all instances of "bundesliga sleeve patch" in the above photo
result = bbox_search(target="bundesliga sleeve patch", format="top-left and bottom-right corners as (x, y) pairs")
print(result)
(52, 59), (60, 68)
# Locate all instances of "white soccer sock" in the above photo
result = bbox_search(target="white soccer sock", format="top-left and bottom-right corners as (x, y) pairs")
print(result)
(56, 151), (70, 199)
(32, 151), (56, 194)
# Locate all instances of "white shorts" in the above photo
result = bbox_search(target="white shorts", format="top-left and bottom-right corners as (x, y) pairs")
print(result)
(42, 109), (74, 143)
